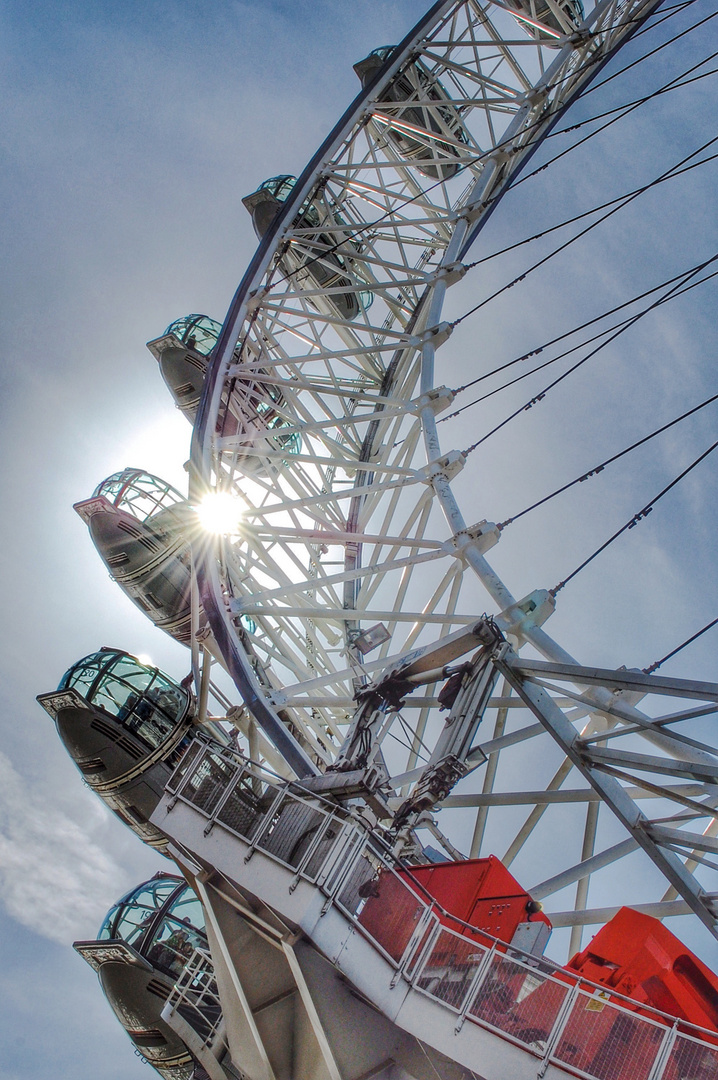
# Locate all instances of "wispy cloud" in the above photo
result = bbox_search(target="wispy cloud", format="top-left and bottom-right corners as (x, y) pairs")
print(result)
(0, 752), (127, 944)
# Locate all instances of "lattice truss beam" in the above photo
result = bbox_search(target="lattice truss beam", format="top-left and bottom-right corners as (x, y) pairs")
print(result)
(193, 0), (665, 769)
(186, 0), (717, 937)
(323, 623), (718, 941)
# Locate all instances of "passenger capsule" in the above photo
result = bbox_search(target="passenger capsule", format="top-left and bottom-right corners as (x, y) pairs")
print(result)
(146, 321), (301, 476)
(146, 314), (222, 423)
(74, 469), (198, 646)
(242, 175), (373, 321)
(74, 874), (227, 1080)
(505, 0), (584, 44)
(37, 649), (197, 849)
(354, 48), (469, 180)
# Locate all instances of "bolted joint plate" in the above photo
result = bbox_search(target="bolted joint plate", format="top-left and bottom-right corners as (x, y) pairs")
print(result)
(412, 321), (454, 350)
(422, 450), (465, 483)
(496, 589), (555, 639)
(451, 520), (500, 557)
(413, 385), (455, 416)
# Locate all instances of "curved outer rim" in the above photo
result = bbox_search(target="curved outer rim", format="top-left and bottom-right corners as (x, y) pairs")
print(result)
(191, 0), (666, 780)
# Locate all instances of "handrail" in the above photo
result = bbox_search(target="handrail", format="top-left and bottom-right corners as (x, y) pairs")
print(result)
(165, 738), (718, 1080)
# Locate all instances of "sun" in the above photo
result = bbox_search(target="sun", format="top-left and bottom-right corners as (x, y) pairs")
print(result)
(196, 491), (243, 535)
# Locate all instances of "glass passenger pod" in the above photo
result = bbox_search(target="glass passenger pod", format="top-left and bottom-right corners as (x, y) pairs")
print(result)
(354, 47), (470, 180)
(219, 358), (302, 477)
(38, 649), (194, 847)
(147, 313), (301, 476)
(74, 469), (198, 646)
(242, 174), (373, 321)
(504, 0), (584, 45)
(146, 314), (221, 422)
(77, 875), (209, 1080)
(97, 875), (208, 978)
(56, 648), (193, 765)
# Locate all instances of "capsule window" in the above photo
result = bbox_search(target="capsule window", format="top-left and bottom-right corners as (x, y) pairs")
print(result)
(101, 878), (181, 946)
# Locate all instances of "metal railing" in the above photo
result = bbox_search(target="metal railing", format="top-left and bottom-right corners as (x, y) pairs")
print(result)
(165, 740), (718, 1080)
(164, 946), (225, 1051)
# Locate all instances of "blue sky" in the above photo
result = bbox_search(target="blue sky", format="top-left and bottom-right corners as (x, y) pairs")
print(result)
(2, 0), (718, 1076)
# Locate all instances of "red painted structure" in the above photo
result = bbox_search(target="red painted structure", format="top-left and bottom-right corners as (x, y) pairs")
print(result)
(358, 855), (549, 962)
(356, 856), (718, 1080)
(566, 908), (718, 1031)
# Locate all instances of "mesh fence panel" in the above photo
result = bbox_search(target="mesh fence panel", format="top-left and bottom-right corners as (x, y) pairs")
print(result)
(181, 751), (236, 816)
(664, 1032), (718, 1080)
(336, 852), (377, 917)
(467, 952), (570, 1052)
(302, 818), (344, 880)
(166, 741), (203, 793)
(257, 796), (327, 867)
(553, 992), (665, 1080)
(469, 952), (534, 1031)
(416, 928), (487, 1011)
(404, 915), (441, 980)
(357, 871), (426, 963)
(215, 774), (266, 841)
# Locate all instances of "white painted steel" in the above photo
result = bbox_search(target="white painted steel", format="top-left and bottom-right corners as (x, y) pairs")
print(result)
(153, 742), (718, 1080)
(189, 0), (718, 947)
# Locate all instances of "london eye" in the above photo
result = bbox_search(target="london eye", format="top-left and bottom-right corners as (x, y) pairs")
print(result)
(38, 2), (718, 1078)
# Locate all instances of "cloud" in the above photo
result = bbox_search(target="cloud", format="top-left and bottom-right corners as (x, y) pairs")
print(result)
(0, 752), (127, 944)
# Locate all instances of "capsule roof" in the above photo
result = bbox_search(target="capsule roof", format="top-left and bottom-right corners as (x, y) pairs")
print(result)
(162, 314), (221, 357)
(256, 174), (297, 202)
(58, 648), (191, 749)
(92, 469), (186, 524)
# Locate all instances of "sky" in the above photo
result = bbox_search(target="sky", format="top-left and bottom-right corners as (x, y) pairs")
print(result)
(1, 0), (718, 1077)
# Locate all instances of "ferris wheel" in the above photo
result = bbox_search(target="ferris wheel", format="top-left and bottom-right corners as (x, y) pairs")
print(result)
(180, 0), (718, 959)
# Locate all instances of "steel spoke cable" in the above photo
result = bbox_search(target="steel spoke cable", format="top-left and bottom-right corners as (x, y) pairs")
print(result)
(511, 47), (718, 188)
(550, 440), (718, 596)
(628, 0), (699, 35)
(644, 617), (718, 673)
(457, 254), (718, 454)
(495, 390), (718, 529)
(578, 4), (718, 99)
(451, 135), (718, 328)
(548, 55), (718, 139)
(463, 148), (718, 274)
(441, 258), (718, 419)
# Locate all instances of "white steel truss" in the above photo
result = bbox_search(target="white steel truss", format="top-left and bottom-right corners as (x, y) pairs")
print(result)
(186, 0), (718, 948)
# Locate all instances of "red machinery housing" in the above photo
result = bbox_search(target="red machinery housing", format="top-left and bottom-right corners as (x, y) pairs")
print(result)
(356, 857), (718, 1080)
(357, 855), (550, 962)
(505, 908), (718, 1080)
(566, 907), (718, 1031)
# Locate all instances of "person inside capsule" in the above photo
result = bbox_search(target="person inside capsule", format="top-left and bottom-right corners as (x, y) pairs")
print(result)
(38, 649), (195, 848)
(57, 648), (192, 755)
(83, 875), (216, 1079)
(98, 874), (208, 978)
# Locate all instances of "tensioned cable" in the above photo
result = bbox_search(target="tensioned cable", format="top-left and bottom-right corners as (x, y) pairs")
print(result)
(509, 39), (718, 190)
(578, 4), (718, 98)
(548, 56), (718, 139)
(550, 440), (718, 595)
(457, 254), (718, 453)
(451, 135), (718, 328)
(460, 148), (718, 273)
(266, 1), (697, 294)
(643, 617), (718, 673)
(495, 391), (718, 529)
(441, 257), (718, 420)
(627, 0), (698, 37)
